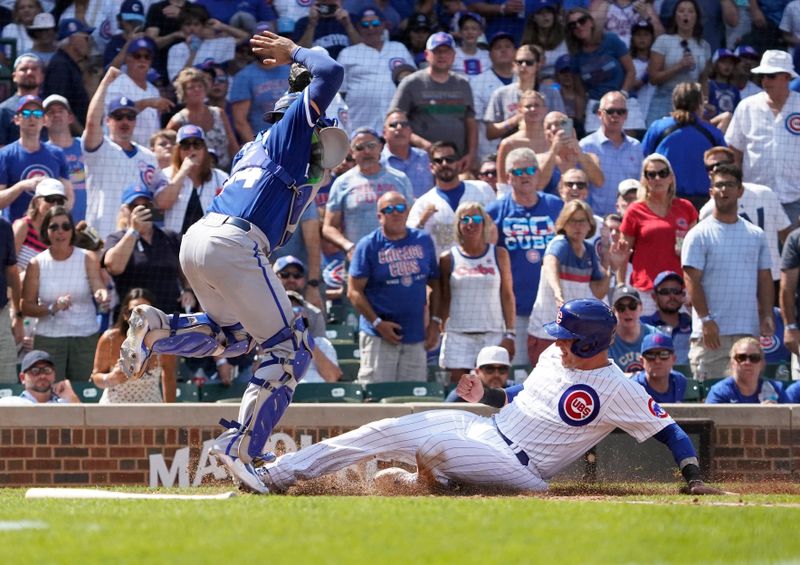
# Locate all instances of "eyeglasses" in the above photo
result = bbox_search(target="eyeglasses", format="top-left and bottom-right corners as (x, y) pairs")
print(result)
(510, 166), (537, 177)
(602, 107), (628, 116)
(655, 288), (684, 296)
(19, 109), (44, 119)
(360, 18), (382, 28)
(480, 365), (509, 374)
(733, 353), (763, 364)
(514, 59), (537, 66)
(460, 214), (484, 225)
(352, 140), (380, 151)
(568, 14), (591, 30)
(130, 51), (152, 60)
(644, 168), (670, 180)
(614, 301), (638, 312)
(760, 73), (784, 80)
(432, 155), (458, 165)
(478, 169), (497, 177)
(180, 139), (205, 149)
(47, 221), (72, 232)
(713, 180), (739, 190)
(43, 195), (66, 205)
(26, 365), (54, 376)
(278, 271), (304, 280)
(705, 160), (732, 172)
(387, 120), (410, 129)
(643, 350), (672, 361)
(380, 203), (407, 215)
(564, 181), (588, 190)
(111, 112), (137, 121)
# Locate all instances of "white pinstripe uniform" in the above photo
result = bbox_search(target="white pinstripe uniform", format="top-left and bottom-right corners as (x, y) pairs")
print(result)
(264, 345), (675, 491)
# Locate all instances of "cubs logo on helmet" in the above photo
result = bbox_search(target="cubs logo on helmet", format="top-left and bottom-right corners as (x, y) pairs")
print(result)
(558, 384), (601, 427)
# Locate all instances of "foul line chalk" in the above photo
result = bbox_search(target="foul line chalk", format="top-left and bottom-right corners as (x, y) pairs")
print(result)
(25, 488), (237, 500)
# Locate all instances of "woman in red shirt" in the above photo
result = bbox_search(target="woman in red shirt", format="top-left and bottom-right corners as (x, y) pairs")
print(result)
(618, 153), (697, 316)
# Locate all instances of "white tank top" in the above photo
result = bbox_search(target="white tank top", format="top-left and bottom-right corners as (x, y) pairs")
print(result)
(35, 248), (99, 337)
(446, 244), (505, 333)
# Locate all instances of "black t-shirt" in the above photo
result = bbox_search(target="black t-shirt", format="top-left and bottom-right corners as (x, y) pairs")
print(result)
(102, 226), (183, 313)
(145, 1), (184, 84)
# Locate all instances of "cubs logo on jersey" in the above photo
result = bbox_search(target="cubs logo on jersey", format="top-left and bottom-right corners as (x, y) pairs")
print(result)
(648, 398), (669, 419)
(558, 384), (600, 427)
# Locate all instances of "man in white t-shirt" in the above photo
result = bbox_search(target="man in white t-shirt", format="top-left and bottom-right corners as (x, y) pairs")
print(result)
(725, 50), (800, 229)
(106, 36), (175, 147)
(82, 67), (172, 239)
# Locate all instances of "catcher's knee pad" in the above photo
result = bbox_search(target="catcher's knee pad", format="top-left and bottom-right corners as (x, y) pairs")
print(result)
(150, 314), (254, 358)
(243, 316), (315, 459)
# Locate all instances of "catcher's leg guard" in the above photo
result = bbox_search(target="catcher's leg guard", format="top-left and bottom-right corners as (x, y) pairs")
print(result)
(120, 305), (254, 379)
(215, 316), (314, 463)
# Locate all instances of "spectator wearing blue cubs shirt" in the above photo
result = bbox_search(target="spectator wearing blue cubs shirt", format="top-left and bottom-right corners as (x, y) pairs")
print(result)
(641, 270), (692, 365)
(786, 380), (800, 403)
(348, 191), (440, 383)
(631, 333), (688, 403)
(609, 285), (659, 374)
(705, 337), (789, 404)
(0, 95), (72, 223)
(43, 95), (87, 223)
(487, 147), (563, 365)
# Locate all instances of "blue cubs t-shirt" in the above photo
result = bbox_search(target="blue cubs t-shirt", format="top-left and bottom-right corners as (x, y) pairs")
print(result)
(59, 138), (86, 223)
(705, 377), (788, 404)
(609, 323), (660, 373)
(349, 227), (438, 344)
(487, 192), (563, 316)
(631, 369), (688, 403)
(0, 140), (69, 221)
(571, 32), (628, 100)
(228, 62), (290, 139)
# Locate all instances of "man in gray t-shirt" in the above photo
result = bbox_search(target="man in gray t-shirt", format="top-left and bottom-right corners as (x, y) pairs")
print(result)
(389, 32), (478, 171)
(681, 163), (773, 380)
(323, 126), (414, 261)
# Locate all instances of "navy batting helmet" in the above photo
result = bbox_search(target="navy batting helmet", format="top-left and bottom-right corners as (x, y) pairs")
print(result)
(543, 299), (617, 358)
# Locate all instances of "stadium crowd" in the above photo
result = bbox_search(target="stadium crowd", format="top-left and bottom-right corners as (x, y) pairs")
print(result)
(1, 0), (800, 405)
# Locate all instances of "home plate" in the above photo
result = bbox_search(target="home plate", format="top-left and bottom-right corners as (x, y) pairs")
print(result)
(25, 488), (237, 500)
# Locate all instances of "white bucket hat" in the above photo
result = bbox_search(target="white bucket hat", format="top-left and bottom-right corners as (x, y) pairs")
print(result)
(751, 50), (798, 78)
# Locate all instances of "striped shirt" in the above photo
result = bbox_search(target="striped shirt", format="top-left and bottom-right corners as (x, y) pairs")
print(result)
(17, 217), (46, 271)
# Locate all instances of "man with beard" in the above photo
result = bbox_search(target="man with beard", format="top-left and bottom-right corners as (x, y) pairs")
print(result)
(0, 54), (45, 146)
(641, 271), (692, 364)
(407, 141), (494, 258)
(0, 350), (80, 404)
(682, 163), (773, 380)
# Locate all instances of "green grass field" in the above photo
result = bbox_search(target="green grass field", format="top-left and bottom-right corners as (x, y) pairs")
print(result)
(2, 484), (800, 565)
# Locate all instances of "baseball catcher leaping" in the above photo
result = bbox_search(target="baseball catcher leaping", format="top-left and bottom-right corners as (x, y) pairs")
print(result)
(117, 32), (348, 493)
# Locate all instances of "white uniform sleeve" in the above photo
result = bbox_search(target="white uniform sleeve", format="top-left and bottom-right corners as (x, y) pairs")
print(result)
(604, 379), (675, 442)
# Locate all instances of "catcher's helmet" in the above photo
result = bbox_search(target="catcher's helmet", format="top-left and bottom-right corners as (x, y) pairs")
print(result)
(263, 91), (301, 124)
(543, 299), (617, 358)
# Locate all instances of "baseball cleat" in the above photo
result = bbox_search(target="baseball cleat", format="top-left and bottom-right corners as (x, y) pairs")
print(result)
(120, 305), (167, 380)
(210, 448), (271, 494)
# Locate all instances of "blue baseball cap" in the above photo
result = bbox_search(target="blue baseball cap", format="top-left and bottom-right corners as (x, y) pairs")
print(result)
(58, 18), (94, 40)
(273, 255), (306, 274)
(652, 270), (684, 288)
(426, 31), (455, 51)
(121, 184), (154, 205)
(21, 350), (54, 373)
(355, 6), (384, 22)
(107, 96), (138, 117)
(641, 333), (674, 354)
(554, 54), (572, 73)
(488, 31), (515, 49)
(127, 36), (156, 55)
(120, 0), (146, 22)
(530, 0), (559, 13)
(16, 94), (43, 113)
(457, 11), (484, 29)
(712, 48), (738, 65)
(734, 45), (760, 60)
(177, 124), (205, 143)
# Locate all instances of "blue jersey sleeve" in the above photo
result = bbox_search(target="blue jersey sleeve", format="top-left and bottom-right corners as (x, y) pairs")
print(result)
(653, 422), (698, 468)
(292, 46), (344, 121)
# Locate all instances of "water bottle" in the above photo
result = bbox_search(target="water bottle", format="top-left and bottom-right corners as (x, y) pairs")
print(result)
(18, 318), (37, 361)
(758, 381), (779, 403)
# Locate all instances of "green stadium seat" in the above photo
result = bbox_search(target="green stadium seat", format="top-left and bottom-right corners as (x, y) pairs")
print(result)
(700, 377), (725, 400)
(294, 382), (363, 403)
(338, 359), (360, 381)
(0, 383), (24, 399)
(673, 364), (693, 379)
(200, 381), (249, 403)
(427, 365), (450, 384)
(683, 378), (702, 402)
(511, 365), (532, 383)
(174, 382), (200, 402)
(764, 363), (791, 380)
(325, 323), (356, 341)
(71, 382), (103, 403)
(328, 303), (358, 328)
(332, 340), (360, 360)
(364, 381), (445, 403)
